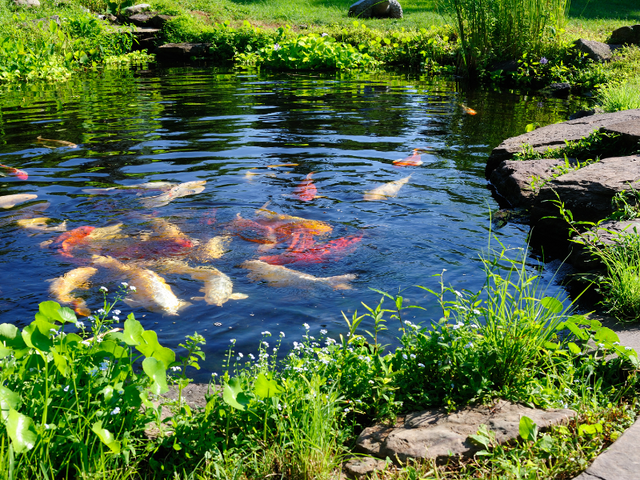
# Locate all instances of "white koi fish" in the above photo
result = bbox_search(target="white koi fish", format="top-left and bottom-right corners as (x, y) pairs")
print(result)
(240, 260), (356, 290)
(363, 175), (412, 201)
(0, 194), (38, 209)
(17, 217), (68, 232)
(140, 180), (206, 208)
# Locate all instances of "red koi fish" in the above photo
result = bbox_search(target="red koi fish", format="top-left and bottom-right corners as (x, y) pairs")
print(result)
(0, 163), (28, 180)
(294, 172), (317, 202)
(117, 238), (194, 261)
(286, 229), (316, 252)
(51, 226), (96, 258)
(227, 214), (277, 244)
(393, 150), (423, 167)
(461, 104), (477, 115)
(260, 232), (363, 265)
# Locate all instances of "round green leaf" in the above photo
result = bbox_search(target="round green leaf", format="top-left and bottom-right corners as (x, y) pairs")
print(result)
(540, 297), (563, 314)
(6, 409), (36, 454)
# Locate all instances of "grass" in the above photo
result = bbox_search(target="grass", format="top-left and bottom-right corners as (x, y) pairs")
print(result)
(596, 76), (640, 112)
(0, 242), (638, 479)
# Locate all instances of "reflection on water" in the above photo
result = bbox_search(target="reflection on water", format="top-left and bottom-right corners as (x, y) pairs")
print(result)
(0, 68), (587, 379)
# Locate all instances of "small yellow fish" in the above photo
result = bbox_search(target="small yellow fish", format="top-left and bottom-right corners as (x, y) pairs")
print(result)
(460, 104), (477, 115)
(48, 266), (97, 316)
(241, 260), (356, 290)
(36, 136), (78, 148)
(0, 194), (38, 209)
(266, 163), (299, 168)
(363, 175), (412, 201)
(17, 217), (68, 232)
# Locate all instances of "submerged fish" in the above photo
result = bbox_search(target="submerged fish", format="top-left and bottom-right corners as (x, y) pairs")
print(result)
(51, 226), (96, 257)
(259, 232), (363, 265)
(86, 223), (125, 241)
(241, 260), (356, 290)
(460, 104), (477, 115)
(393, 150), (423, 167)
(267, 163), (299, 168)
(161, 261), (248, 306)
(256, 207), (333, 236)
(16, 217), (68, 232)
(191, 235), (232, 262)
(226, 213), (277, 244)
(294, 172), (318, 201)
(92, 255), (190, 315)
(82, 181), (177, 195)
(0, 194), (37, 209)
(48, 266), (98, 316)
(145, 217), (193, 247)
(0, 163), (28, 180)
(36, 136), (78, 148)
(140, 180), (207, 208)
(363, 175), (412, 201)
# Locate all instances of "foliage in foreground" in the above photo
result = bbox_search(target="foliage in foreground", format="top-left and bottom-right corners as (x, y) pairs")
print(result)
(0, 245), (637, 478)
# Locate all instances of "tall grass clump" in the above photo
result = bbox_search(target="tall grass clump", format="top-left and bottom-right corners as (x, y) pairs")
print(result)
(596, 77), (640, 112)
(437, 0), (570, 73)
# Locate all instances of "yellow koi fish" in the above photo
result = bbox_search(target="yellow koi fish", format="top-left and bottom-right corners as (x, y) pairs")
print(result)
(241, 260), (356, 290)
(48, 266), (98, 316)
(363, 175), (412, 201)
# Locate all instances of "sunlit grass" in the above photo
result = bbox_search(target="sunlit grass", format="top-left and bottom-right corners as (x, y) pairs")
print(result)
(597, 76), (640, 112)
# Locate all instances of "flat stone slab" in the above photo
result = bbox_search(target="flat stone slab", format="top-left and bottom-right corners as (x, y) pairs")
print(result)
(573, 418), (640, 480)
(602, 120), (640, 150)
(489, 158), (569, 208)
(356, 400), (575, 464)
(486, 110), (640, 178)
(155, 43), (211, 63)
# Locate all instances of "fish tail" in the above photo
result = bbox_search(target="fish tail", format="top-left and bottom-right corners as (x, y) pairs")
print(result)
(326, 274), (357, 290)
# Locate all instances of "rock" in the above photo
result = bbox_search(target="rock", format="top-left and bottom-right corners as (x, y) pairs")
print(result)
(609, 25), (640, 45)
(572, 419), (640, 480)
(356, 401), (575, 464)
(348, 0), (403, 19)
(125, 13), (174, 28)
(571, 219), (640, 271)
(122, 3), (151, 14)
(486, 109), (640, 178)
(155, 43), (211, 63)
(530, 155), (640, 257)
(14, 0), (40, 7)
(489, 158), (572, 208)
(131, 27), (160, 52)
(568, 109), (599, 120)
(601, 120), (640, 151)
(343, 457), (388, 479)
(539, 82), (571, 98)
(573, 39), (621, 62)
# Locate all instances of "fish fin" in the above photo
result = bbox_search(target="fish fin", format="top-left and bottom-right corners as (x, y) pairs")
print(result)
(326, 274), (357, 290)
(229, 293), (248, 300)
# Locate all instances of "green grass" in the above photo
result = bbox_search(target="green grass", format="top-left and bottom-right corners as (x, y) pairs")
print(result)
(597, 76), (640, 112)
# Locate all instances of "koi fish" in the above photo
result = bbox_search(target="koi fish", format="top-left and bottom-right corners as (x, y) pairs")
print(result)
(286, 229), (316, 252)
(241, 260), (356, 290)
(190, 235), (232, 262)
(363, 175), (412, 201)
(48, 266), (98, 316)
(393, 150), (423, 167)
(83, 181), (176, 195)
(92, 255), (190, 315)
(0, 163), (28, 180)
(226, 214), (277, 244)
(244, 170), (260, 181)
(255, 207), (333, 236)
(0, 194), (37, 209)
(460, 104), (477, 115)
(36, 136), (78, 148)
(145, 217), (193, 247)
(140, 180), (207, 208)
(16, 217), (68, 232)
(259, 232), (363, 265)
(86, 223), (125, 241)
(51, 226), (96, 257)
(267, 163), (299, 168)
(294, 172), (318, 201)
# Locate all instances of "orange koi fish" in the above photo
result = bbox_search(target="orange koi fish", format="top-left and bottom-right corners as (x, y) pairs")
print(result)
(226, 214), (277, 244)
(51, 226), (96, 258)
(294, 172), (317, 202)
(0, 163), (28, 180)
(286, 229), (316, 252)
(267, 163), (298, 168)
(256, 207), (333, 236)
(259, 232), (363, 265)
(460, 104), (477, 115)
(393, 150), (423, 167)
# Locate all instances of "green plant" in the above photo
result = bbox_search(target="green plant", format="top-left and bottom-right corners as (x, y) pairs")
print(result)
(514, 131), (626, 162)
(529, 155), (600, 191)
(596, 76), (640, 112)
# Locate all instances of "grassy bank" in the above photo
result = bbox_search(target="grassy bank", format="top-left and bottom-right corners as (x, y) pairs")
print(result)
(1, 0), (640, 95)
(0, 245), (638, 479)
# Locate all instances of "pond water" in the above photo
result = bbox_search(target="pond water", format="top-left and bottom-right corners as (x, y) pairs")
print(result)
(0, 68), (587, 379)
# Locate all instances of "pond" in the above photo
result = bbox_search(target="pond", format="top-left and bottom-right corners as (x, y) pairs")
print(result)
(0, 68), (586, 379)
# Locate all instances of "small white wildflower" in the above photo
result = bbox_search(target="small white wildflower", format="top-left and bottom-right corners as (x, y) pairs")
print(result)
(279, 331), (285, 337)
(110, 407), (121, 415)
(112, 315), (120, 321)
(237, 353), (244, 359)
(76, 321), (85, 329)
(262, 341), (269, 348)
(273, 43), (281, 51)
(465, 342), (473, 349)
(261, 331), (271, 336)
(63, 385), (70, 392)
(171, 366), (182, 372)
(97, 308), (105, 314)
(230, 339), (236, 343)
(121, 282), (128, 287)
(454, 290), (462, 297)
(418, 363), (425, 368)
(452, 322), (463, 330)
(129, 285), (137, 292)
(212, 372), (218, 377)
(410, 354), (416, 359)
(320, 329), (327, 335)
(613, 342), (620, 346)
(344, 408), (350, 413)
(303, 323), (310, 330)
(597, 343), (605, 348)
(473, 309), (481, 315)
(249, 353), (255, 360)
(625, 346), (633, 351)
(114, 309), (121, 315)
(321, 32), (328, 37)
(99, 286), (108, 292)
(402, 354), (408, 360)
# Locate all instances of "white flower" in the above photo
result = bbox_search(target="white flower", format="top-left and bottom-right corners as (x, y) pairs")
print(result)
(344, 408), (350, 413)
(99, 286), (108, 292)
(76, 321), (85, 329)
(452, 322), (463, 330)
(249, 353), (255, 360)
(410, 354), (416, 359)
(230, 339), (236, 343)
(597, 343), (605, 348)
(63, 385), (70, 392)
(114, 309), (121, 315)
(112, 315), (120, 321)
(321, 32), (328, 37)
(129, 285), (137, 292)
(402, 354), (408, 360)
(97, 308), (105, 314)
(212, 372), (218, 377)
(273, 43), (281, 51)
(110, 407), (121, 415)
(418, 363), (425, 368)
(454, 290), (462, 298)
(171, 366), (182, 372)
(279, 331), (285, 337)
(625, 347), (633, 351)
(121, 282), (128, 287)
(465, 342), (473, 349)
(261, 331), (271, 336)
(237, 353), (244, 359)
(613, 342), (620, 346)
(303, 323), (310, 330)
(320, 329), (327, 335)
(262, 341), (269, 348)
(368, 380), (374, 384)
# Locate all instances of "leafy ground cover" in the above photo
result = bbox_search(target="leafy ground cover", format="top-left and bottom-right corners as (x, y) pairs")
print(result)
(0, 243), (637, 479)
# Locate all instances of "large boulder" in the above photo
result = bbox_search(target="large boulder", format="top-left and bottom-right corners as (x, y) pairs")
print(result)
(356, 401), (574, 464)
(14, 0), (40, 7)
(348, 0), (403, 19)
(609, 25), (640, 45)
(155, 43), (211, 63)
(573, 39), (621, 62)
(530, 155), (640, 256)
(486, 109), (640, 178)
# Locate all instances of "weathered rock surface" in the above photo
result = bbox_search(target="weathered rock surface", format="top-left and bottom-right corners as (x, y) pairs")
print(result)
(530, 155), (640, 255)
(14, 0), (40, 7)
(348, 0), (403, 19)
(609, 24), (640, 45)
(573, 39), (621, 62)
(573, 418), (640, 480)
(570, 219), (640, 271)
(155, 43), (211, 63)
(486, 109), (640, 178)
(601, 120), (640, 150)
(356, 401), (575, 464)
(125, 12), (174, 28)
(539, 82), (571, 98)
(489, 158), (571, 208)
(343, 457), (388, 479)
(123, 3), (151, 14)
